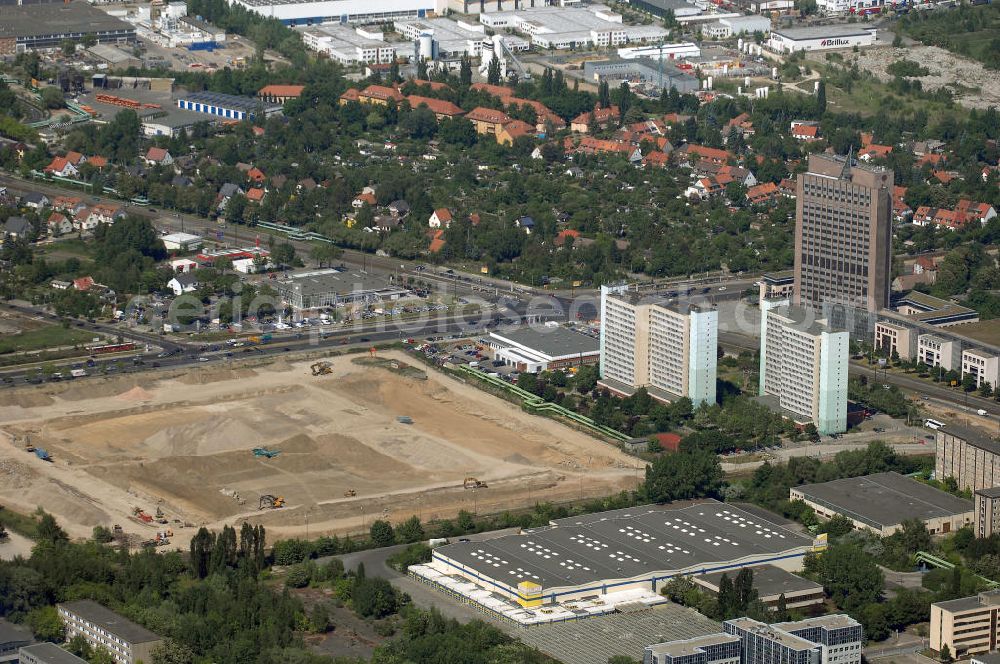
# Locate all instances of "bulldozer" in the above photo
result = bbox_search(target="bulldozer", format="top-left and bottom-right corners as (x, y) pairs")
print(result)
(259, 494), (285, 510)
(343, 489), (356, 497)
(463, 477), (488, 489)
(310, 361), (333, 376)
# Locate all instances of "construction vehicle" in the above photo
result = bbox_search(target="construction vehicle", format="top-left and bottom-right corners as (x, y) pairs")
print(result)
(259, 494), (285, 510)
(154, 507), (168, 524)
(34, 448), (51, 462)
(343, 489), (356, 497)
(252, 447), (281, 458)
(397, 416), (413, 424)
(463, 477), (488, 489)
(310, 361), (333, 376)
(132, 507), (153, 523)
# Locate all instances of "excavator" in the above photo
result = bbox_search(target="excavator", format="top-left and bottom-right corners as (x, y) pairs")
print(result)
(259, 494), (285, 510)
(310, 361), (333, 376)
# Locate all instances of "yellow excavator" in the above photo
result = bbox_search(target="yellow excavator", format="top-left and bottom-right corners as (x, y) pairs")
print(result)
(259, 494), (285, 509)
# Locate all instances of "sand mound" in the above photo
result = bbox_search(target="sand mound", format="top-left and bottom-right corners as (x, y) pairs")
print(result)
(139, 416), (267, 456)
(116, 385), (154, 402)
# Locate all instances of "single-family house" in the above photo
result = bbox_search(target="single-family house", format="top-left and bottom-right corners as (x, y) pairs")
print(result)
(86, 204), (122, 227)
(352, 192), (376, 209)
(790, 121), (820, 141)
(44, 156), (79, 178)
(245, 188), (265, 203)
(515, 216), (535, 234)
(429, 208), (453, 228)
(428, 229), (446, 253)
(47, 212), (73, 236)
(3, 216), (32, 240)
(388, 200), (410, 217)
(217, 183), (244, 212)
(144, 147), (173, 166)
(21, 192), (49, 209)
(168, 271), (200, 295)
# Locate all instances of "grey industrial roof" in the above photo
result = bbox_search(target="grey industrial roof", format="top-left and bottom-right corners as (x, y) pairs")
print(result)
(17, 643), (87, 664)
(940, 423), (1000, 457)
(0, 618), (32, 646)
(792, 471), (973, 530)
(436, 500), (812, 591)
(775, 614), (861, 632)
(695, 564), (821, 599)
(59, 600), (161, 644)
(647, 633), (741, 657)
(773, 24), (874, 39)
(275, 268), (407, 299)
(977, 486), (1000, 499)
(972, 652), (1000, 664)
(179, 91), (281, 114)
(726, 617), (817, 651)
(933, 590), (1000, 613)
(490, 326), (599, 360)
(0, 2), (132, 40)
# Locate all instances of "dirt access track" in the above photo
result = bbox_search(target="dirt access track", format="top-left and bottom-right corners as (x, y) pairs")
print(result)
(0, 351), (639, 543)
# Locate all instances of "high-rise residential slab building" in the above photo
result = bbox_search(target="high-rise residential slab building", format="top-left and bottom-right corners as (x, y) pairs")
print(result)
(759, 299), (848, 435)
(599, 284), (717, 407)
(794, 153), (893, 322)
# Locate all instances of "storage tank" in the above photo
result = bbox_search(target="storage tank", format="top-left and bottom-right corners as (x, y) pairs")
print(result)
(418, 32), (434, 60)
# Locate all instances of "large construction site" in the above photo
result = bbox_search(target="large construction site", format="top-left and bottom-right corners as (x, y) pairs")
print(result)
(0, 351), (639, 542)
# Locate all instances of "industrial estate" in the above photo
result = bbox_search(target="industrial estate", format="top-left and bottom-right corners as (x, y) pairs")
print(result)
(1, 0), (1000, 659)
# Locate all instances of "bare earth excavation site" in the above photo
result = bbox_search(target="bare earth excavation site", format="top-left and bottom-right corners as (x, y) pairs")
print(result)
(0, 351), (639, 541)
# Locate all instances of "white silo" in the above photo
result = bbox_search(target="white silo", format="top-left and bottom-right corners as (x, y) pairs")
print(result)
(419, 32), (434, 60)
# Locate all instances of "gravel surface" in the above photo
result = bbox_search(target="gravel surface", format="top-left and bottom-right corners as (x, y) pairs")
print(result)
(829, 43), (1000, 109)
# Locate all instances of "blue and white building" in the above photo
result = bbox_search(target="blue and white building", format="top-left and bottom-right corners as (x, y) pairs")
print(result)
(598, 284), (717, 407)
(176, 91), (282, 121)
(759, 299), (848, 435)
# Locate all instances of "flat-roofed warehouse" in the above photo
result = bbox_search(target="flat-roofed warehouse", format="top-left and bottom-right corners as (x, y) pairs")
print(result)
(789, 471), (974, 536)
(766, 24), (876, 53)
(411, 500), (817, 623)
(0, 2), (135, 55)
(488, 325), (600, 373)
(693, 563), (825, 611)
(273, 267), (411, 310)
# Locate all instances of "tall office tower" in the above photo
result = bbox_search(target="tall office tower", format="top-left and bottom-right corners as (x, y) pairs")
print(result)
(598, 285), (717, 407)
(759, 298), (849, 435)
(794, 153), (893, 328)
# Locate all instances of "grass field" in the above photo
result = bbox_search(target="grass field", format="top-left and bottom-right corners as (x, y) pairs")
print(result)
(0, 324), (96, 355)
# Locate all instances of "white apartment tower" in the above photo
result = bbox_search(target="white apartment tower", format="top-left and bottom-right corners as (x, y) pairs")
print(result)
(759, 298), (848, 435)
(599, 285), (717, 407)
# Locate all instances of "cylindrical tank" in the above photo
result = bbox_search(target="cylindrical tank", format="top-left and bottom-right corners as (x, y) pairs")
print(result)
(707, 76), (713, 89)
(419, 32), (433, 60)
(738, 37), (744, 51)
